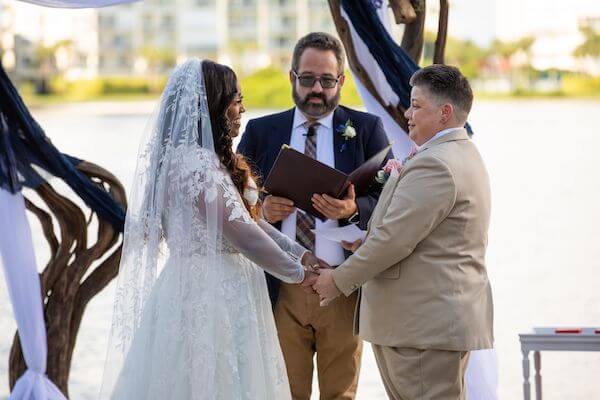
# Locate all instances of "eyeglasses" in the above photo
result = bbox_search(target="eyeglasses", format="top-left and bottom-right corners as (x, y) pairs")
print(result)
(292, 71), (342, 89)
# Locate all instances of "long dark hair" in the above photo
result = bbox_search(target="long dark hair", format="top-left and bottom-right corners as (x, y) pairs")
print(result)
(201, 60), (260, 220)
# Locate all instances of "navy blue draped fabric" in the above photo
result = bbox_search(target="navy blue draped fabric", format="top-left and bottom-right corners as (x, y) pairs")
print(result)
(0, 62), (125, 231)
(340, 0), (473, 136)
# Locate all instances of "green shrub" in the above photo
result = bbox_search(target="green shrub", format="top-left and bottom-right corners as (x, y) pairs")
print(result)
(35, 75), (169, 100)
(240, 67), (294, 109)
(65, 79), (104, 100)
(562, 75), (600, 96)
(49, 76), (68, 95)
(240, 67), (364, 109)
(102, 77), (149, 94)
(20, 67), (367, 106)
(339, 72), (362, 107)
(18, 81), (37, 97)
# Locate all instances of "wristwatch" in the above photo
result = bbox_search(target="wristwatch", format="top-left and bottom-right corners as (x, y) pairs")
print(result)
(347, 210), (360, 224)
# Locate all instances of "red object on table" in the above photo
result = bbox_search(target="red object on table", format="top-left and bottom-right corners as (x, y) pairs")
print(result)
(595, 329), (600, 335)
(554, 328), (582, 334)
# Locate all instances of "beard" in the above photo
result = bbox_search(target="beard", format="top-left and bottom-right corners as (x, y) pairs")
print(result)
(293, 86), (341, 119)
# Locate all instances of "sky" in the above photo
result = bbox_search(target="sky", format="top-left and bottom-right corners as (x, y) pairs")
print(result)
(448, 0), (600, 45)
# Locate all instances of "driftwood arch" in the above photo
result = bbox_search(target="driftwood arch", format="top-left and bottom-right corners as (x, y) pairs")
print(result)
(328, 0), (449, 131)
(8, 162), (126, 397)
(6, 2), (449, 397)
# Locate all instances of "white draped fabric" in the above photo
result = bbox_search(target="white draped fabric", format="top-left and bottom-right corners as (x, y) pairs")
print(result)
(0, 188), (67, 400)
(340, 6), (413, 160)
(15, 0), (138, 8)
(338, 5), (499, 399)
(466, 346), (500, 400)
(2, 2), (145, 398)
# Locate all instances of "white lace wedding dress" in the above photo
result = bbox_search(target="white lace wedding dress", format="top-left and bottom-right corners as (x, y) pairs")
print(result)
(100, 59), (306, 400)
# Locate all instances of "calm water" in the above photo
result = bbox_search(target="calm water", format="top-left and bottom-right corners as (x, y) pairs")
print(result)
(1, 99), (600, 399)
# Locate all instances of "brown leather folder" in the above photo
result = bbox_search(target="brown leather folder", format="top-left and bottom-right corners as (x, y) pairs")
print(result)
(263, 144), (392, 220)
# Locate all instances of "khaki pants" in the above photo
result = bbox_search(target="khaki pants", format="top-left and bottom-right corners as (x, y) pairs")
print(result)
(371, 344), (470, 400)
(274, 282), (362, 400)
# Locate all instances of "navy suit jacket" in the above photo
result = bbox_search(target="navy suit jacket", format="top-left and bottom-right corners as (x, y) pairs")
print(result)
(238, 105), (392, 306)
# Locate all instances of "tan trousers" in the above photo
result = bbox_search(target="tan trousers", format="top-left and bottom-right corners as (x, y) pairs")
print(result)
(274, 282), (363, 400)
(371, 344), (470, 400)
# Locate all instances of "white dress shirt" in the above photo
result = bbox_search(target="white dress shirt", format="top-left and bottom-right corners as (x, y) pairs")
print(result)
(417, 127), (464, 152)
(280, 108), (346, 266)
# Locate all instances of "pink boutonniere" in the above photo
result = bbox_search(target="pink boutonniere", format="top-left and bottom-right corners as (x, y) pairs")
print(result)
(383, 159), (403, 177)
(374, 145), (419, 185)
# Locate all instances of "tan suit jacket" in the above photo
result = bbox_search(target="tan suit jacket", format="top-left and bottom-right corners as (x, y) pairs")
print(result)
(332, 128), (493, 351)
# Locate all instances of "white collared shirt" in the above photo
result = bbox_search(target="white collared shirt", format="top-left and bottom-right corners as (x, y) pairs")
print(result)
(417, 127), (463, 152)
(280, 108), (345, 266)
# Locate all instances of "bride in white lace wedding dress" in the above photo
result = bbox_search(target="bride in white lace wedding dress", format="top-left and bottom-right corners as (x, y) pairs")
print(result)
(99, 59), (316, 400)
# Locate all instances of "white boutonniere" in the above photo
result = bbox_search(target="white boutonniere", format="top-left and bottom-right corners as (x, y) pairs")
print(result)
(336, 119), (356, 152)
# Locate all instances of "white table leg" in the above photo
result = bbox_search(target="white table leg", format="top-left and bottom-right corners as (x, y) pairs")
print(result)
(534, 351), (542, 400)
(522, 349), (531, 400)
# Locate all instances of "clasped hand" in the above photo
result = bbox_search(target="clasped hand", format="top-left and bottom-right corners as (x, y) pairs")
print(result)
(300, 252), (342, 306)
(304, 237), (364, 306)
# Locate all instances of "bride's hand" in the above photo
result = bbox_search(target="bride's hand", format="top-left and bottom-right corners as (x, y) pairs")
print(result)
(300, 270), (319, 293)
(301, 252), (332, 271)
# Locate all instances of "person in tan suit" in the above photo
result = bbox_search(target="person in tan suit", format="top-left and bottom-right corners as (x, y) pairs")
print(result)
(314, 64), (494, 400)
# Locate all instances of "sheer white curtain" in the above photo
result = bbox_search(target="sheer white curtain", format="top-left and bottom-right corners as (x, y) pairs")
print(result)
(0, 189), (66, 400)
(15, 0), (138, 8)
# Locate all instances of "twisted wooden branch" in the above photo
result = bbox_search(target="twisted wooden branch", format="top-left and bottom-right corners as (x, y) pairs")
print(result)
(9, 161), (126, 398)
(399, 0), (426, 63)
(389, 0), (417, 24)
(433, 0), (449, 64)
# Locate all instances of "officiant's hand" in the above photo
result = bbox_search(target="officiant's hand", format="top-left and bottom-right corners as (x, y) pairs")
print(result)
(312, 184), (357, 220)
(313, 269), (341, 306)
(341, 239), (363, 253)
(263, 195), (295, 223)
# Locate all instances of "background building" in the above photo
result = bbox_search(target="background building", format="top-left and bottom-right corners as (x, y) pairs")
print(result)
(95, 0), (335, 76)
(0, 0), (598, 83)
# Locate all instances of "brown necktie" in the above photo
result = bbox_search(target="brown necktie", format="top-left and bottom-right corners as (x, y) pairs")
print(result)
(296, 123), (318, 252)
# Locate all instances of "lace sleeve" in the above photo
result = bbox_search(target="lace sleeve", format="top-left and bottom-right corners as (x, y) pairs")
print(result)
(257, 219), (307, 260)
(189, 149), (305, 284)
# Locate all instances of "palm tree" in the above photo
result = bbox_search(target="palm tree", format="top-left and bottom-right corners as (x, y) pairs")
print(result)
(33, 40), (73, 94)
(574, 26), (600, 59)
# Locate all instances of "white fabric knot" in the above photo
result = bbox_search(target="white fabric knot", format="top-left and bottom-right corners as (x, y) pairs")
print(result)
(9, 369), (66, 400)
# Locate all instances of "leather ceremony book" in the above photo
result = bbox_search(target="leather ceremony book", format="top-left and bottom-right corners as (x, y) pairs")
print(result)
(263, 144), (392, 220)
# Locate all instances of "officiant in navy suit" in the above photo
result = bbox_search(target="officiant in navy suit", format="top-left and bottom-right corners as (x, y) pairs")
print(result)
(237, 32), (391, 400)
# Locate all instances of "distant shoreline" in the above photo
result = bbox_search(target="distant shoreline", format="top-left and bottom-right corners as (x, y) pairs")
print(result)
(23, 94), (600, 112)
